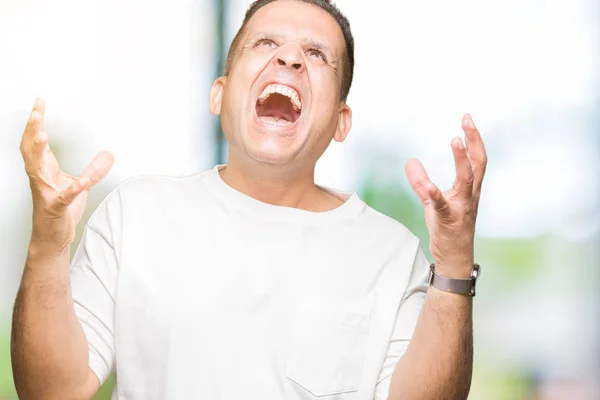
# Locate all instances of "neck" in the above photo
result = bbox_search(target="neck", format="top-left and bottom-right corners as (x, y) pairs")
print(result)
(219, 155), (343, 212)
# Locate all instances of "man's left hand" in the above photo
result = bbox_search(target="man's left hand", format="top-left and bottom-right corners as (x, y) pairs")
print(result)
(405, 114), (488, 277)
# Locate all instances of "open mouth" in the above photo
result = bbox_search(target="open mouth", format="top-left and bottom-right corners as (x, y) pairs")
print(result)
(255, 83), (302, 127)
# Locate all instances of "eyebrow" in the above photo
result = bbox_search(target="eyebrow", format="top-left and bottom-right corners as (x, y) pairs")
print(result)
(300, 37), (329, 52)
(249, 32), (334, 56)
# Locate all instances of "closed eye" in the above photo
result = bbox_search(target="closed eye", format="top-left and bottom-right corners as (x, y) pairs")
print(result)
(255, 38), (278, 49)
(306, 48), (327, 63)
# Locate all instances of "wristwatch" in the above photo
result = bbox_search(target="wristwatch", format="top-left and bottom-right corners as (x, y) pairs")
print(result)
(428, 263), (481, 297)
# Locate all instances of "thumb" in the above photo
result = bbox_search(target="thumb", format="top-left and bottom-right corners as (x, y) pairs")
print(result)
(405, 158), (432, 203)
(51, 175), (90, 211)
(427, 181), (451, 218)
(79, 151), (114, 190)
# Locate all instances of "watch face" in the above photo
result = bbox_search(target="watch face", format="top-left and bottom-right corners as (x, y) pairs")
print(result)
(428, 264), (435, 285)
(470, 264), (481, 296)
(472, 264), (481, 280)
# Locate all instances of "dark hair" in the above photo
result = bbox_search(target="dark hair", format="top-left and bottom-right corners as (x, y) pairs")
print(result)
(224, 0), (354, 102)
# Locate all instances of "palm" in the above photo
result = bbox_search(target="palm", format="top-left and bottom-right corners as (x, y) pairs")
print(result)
(43, 147), (89, 225)
(21, 98), (114, 247)
(422, 188), (459, 229)
(405, 114), (487, 268)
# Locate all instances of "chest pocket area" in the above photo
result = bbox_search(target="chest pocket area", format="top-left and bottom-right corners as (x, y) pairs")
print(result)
(285, 309), (371, 397)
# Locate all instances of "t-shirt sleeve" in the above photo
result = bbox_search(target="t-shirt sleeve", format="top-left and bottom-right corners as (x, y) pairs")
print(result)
(70, 191), (122, 385)
(374, 244), (430, 400)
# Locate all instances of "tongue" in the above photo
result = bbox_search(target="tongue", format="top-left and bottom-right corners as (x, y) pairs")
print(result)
(261, 107), (290, 121)
(258, 115), (293, 126)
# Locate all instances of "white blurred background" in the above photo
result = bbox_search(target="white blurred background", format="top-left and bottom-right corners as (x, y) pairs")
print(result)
(1, 0), (598, 398)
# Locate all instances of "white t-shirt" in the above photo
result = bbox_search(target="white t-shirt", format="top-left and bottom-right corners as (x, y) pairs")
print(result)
(70, 165), (429, 400)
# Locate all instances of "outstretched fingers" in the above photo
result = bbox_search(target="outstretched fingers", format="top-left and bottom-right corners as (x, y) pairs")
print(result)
(451, 136), (474, 200)
(79, 151), (115, 190)
(462, 114), (488, 199)
(20, 98), (47, 172)
(32, 97), (46, 122)
(52, 151), (114, 209)
(405, 158), (432, 202)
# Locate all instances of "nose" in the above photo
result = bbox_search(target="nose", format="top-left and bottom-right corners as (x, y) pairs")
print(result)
(273, 43), (305, 73)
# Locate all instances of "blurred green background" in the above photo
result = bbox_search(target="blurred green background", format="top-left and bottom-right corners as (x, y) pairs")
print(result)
(1, 0), (598, 399)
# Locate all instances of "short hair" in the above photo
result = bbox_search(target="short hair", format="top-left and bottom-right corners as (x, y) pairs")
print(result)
(224, 0), (354, 102)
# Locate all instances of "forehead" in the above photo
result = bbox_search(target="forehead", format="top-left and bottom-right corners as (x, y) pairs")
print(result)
(245, 0), (345, 54)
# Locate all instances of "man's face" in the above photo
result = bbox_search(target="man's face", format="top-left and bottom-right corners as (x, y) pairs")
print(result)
(210, 0), (352, 168)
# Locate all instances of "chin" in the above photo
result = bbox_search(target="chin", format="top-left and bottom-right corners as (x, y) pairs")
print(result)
(241, 126), (303, 165)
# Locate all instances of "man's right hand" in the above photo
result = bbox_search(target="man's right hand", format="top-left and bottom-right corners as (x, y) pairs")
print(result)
(20, 98), (114, 254)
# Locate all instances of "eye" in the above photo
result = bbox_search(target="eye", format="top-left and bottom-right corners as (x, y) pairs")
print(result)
(306, 49), (327, 63)
(255, 38), (277, 49)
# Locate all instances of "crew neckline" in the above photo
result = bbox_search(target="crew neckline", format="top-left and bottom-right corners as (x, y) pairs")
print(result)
(204, 164), (365, 225)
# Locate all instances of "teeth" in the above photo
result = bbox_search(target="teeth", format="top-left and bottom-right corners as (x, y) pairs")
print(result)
(258, 83), (302, 111)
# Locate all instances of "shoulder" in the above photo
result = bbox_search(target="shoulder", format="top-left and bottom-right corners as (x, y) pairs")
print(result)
(358, 203), (422, 250)
(112, 169), (212, 198)
(89, 168), (214, 223)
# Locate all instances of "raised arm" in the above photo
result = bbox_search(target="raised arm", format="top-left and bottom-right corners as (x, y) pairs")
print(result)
(11, 98), (114, 400)
(388, 114), (488, 399)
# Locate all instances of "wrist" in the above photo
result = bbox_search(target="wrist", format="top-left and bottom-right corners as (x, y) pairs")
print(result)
(428, 263), (480, 297)
(27, 239), (70, 260)
(433, 261), (474, 279)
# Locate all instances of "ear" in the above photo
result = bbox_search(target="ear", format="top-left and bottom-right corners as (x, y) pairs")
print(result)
(209, 76), (227, 116)
(333, 102), (352, 143)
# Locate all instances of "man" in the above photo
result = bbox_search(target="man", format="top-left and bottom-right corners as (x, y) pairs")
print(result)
(11, 0), (487, 399)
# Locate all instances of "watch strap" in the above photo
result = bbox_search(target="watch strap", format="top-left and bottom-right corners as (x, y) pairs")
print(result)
(428, 263), (480, 297)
